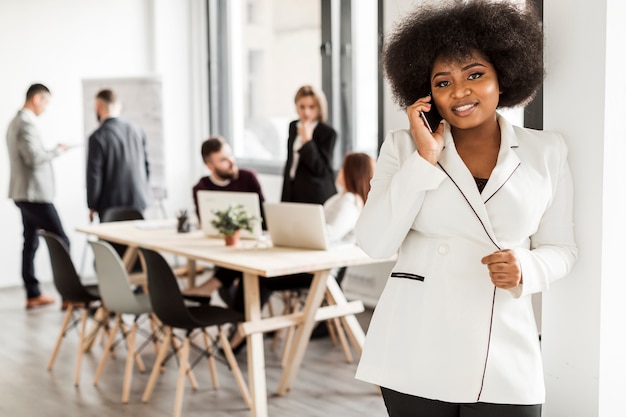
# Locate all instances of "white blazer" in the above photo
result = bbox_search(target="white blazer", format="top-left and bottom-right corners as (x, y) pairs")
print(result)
(355, 114), (577, 405)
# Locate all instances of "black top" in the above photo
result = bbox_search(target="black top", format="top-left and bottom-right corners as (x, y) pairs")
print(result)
(280, 120), (337, 204)
(474, 177), (488, 193)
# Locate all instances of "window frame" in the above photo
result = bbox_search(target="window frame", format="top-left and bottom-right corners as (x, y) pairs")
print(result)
(206, 0), (382, 175)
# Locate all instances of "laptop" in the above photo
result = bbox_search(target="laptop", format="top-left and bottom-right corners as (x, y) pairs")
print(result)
(263, 202), (331, 250)
(197, 190), (262, 239)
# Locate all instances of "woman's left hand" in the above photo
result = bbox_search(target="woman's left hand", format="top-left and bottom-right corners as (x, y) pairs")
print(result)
(481, 249), (522, 289)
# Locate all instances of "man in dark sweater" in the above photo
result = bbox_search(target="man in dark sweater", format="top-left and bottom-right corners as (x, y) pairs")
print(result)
(186, 136), (266, 309)
(192, 136), (265, 226)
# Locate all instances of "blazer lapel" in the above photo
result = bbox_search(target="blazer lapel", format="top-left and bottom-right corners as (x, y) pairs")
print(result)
(436, 115), (520, 249)
(481, 115), (521, 203)
(437, 122), (487, 209)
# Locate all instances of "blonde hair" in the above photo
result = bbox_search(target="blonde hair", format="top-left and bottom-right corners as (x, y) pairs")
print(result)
(294, 85), (328, 123)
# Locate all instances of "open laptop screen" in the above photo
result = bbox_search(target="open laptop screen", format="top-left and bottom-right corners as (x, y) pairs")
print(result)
(263, 202), (330, 250)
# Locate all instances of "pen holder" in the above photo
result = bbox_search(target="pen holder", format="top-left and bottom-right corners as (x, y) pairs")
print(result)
(176, 211), (190, 233)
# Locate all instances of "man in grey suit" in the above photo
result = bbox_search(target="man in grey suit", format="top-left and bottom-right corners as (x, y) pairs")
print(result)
(86, 89), (150, 222)
(6, 83), (69, 309)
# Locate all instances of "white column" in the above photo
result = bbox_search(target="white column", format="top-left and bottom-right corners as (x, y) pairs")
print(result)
(543, 0), (626, 416)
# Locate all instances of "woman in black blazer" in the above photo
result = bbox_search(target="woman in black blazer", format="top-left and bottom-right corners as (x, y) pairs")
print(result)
(281, 85), (337, 204)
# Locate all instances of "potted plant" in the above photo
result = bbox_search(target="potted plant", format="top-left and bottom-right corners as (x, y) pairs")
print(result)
(210, 204), (259, 246)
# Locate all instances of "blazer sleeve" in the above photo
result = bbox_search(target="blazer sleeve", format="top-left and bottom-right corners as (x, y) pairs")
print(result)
(296, 123), (336, 176)
(509, 135), (578, 298)
(86, 133), (104, 210)
(16, 121), (59, 167)
(355, 130), (447, 258)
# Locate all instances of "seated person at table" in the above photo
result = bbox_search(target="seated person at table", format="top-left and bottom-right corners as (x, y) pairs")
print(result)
(192, 135), (265, 225)
(186, 152), (375, 347)
(186, 136), (266, 301)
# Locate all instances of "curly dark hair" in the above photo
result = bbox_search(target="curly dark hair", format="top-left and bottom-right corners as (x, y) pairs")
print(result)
(383, 0), (544, 109)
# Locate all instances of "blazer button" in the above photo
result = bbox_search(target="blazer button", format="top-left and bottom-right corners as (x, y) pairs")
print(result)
(438, 244), (449, 255)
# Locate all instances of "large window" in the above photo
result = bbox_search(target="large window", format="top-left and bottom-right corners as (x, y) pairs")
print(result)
(208, 0), (379, 174)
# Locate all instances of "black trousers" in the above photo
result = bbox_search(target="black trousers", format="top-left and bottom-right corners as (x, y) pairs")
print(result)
(215, 268), (316, 313)
(381, 387), (542, 417)
(15, 201), (70, 299)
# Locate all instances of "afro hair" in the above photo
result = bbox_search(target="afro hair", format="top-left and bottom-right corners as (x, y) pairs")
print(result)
(383, 0), (544, 109)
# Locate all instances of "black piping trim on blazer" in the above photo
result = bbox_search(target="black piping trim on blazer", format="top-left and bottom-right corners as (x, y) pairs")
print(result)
(390, 272), (425, 281)
(437, 161), (519, 401)
(436, 163), (502, 249)
(484, 164), (520, 204)
(477, 286), (497, 400)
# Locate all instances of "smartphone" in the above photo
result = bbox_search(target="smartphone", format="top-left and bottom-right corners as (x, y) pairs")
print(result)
(419, 99), (442, 133)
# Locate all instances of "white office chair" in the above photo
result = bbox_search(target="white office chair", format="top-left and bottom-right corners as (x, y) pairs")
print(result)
(89, 240), (157, 403)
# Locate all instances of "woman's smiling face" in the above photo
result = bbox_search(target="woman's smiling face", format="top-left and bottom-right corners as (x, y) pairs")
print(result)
(430, 51), (500, 131)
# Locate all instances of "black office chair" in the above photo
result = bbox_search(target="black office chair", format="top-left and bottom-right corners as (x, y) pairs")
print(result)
(139, 248), (251, 417)
(100, 206), (145, 223)
(39, 231), (106, 386)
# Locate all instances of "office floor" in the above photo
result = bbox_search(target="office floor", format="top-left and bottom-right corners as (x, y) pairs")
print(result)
(0, 283), (386, 417)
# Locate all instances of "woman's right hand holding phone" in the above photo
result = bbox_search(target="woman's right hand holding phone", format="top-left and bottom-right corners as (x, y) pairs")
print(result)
(407, 96), (444, 165)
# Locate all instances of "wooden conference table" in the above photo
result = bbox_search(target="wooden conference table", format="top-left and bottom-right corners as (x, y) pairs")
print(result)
(77, 220), (388, 417)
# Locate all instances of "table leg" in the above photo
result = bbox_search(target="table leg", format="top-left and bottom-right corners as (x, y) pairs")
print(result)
(186, 259), (197, 288)
(243, 272), (267, 417)
(324, 276), (365, 354)
(122, 246), (139, 271)
(276, 270), (330, 395)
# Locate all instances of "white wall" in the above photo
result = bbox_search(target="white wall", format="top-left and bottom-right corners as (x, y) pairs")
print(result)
(0, 0), (200, 288)
(542, 0), (626, 415)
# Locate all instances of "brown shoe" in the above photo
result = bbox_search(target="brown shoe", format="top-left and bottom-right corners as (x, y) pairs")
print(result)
(26, 295), (55, 310)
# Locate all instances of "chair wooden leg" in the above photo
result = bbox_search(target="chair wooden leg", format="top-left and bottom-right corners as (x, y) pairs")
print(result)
(173, 337), (190, 417)
(280, 325), (296, 368)
(202, 330), (219, 389)
(130, 316), (146, 373)
(93, 314), (122, 385)
(323, 290), (340, 347)
(74, 308), (89, 386)
(48, 305), (74, 370)
(219, 329), (251, 409)
(142, 326), (172, 403)
(97, 313), (111, 348)
(117, 320), (133, 360)
(271, 292), (292, 351)
(122, 321), (138, 404)
(171, 332), (198, 389)
(149, 313), (162, 355)
(82, 306), (107, 352)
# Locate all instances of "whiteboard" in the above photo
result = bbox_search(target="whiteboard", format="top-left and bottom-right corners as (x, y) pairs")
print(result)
(82, 76), (166, 199)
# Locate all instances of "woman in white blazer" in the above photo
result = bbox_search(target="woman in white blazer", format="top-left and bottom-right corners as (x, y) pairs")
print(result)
(355, 2), (578, 416)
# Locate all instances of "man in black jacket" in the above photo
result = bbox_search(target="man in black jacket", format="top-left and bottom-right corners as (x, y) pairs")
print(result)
(86, 89), (150, 222)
